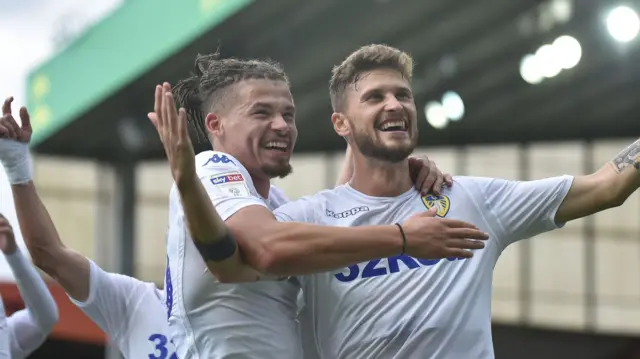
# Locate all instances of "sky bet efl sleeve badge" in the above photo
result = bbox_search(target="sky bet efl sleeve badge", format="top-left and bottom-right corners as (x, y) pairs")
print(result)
(210, 172), (251, 197)
(421, 194), (451, 217)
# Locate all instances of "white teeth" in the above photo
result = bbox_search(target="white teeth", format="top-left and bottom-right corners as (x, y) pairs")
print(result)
(381, 121), (406, 130)
(265, 141), (288, 149)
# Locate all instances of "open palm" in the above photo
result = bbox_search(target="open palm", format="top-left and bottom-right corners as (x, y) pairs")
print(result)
(148, 83), (196, 186)
(0, 97), (32, 143)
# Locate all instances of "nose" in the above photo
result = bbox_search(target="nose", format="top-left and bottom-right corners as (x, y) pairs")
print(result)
(384, 94), (402, 112)
(271, 115), (289, 134)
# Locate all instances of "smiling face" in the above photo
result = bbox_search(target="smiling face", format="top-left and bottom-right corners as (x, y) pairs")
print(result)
(207, 79), (298, 179)
(329, 44), (416, 163)
(334, 68), (418, 163)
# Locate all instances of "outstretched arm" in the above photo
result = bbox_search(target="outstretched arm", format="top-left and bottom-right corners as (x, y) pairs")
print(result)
(10, 182), (91, 302)
(555, 138), (640, 223)
(0, 97), (91, 302)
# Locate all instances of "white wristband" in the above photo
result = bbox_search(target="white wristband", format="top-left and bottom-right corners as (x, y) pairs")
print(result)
(0, 139), (33, 184)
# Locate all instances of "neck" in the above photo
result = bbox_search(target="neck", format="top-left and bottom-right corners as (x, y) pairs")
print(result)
(349, 151), (413, 197)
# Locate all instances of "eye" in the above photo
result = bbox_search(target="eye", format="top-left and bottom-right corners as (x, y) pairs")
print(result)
(283, 113), (295, 122)
(396, 91), (412, 100)
(253, 110), (270, 117)
(366, 93), (383, 102)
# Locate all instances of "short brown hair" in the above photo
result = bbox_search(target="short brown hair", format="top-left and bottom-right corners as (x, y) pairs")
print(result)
(329, 44), (414, 111)
(174, 52), (289, 140)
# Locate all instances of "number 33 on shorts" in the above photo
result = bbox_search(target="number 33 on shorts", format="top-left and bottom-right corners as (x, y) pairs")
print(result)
(148, 334), (177, 359)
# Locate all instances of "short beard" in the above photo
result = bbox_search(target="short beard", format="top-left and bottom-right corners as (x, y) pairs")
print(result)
(261, 163), (293, 179)
(353, 130), (415, 163)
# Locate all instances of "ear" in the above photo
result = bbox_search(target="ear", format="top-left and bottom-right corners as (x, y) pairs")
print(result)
(331, 112), (351, 137)
(205, 113), (221, 136)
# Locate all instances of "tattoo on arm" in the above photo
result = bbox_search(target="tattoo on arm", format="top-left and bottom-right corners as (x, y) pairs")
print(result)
(610, 138), (640, 173)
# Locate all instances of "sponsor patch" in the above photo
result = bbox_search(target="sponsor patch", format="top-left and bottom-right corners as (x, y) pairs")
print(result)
(210, 172), (250, 197)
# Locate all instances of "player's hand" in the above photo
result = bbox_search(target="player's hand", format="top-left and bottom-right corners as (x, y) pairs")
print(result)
(401, 209), (488, 259)
(148, 83), (196, 187)
(408, 155), (452, 195)
(0, 97), (32, 144)
(0, 214), (17, 255)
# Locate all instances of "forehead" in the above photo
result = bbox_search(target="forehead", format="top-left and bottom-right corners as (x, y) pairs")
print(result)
(234, 79), (294, 110)
(349, 68), (410, 95)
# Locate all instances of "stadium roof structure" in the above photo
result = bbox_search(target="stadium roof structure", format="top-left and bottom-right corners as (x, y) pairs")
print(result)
(27, 0), (640, 161)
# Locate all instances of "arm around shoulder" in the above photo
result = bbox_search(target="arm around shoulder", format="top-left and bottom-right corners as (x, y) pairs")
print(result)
(228, 199), (403, 277)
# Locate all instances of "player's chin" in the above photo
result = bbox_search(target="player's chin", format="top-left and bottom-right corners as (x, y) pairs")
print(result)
(379, 142), (415, 162)
(381, 137), (413, 151)
(261, 161), (293, 179)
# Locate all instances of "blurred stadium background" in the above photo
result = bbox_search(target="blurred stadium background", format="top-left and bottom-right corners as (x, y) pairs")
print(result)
(1, 0), (640, 358)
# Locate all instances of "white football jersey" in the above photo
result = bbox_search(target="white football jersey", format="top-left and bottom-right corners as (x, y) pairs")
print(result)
(166, 151), (302, 359)
(0, 294), (9, 359)
(274, 175), (573, 359)
(298, 291), (321, 359)
(70, 260), (177, 359)
(5, 248), (59, 359)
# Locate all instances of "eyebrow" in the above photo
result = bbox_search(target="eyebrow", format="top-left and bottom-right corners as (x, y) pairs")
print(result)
(359, 85), (412, 98)
(249, 102), (296, 113)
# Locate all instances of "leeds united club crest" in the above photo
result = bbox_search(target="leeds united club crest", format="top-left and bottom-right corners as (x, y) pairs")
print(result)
(421, 194), (450, 217)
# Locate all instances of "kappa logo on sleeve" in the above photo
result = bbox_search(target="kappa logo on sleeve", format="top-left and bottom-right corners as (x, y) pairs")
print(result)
(210, 172), (250, 197)
(203, 154), (235, 167)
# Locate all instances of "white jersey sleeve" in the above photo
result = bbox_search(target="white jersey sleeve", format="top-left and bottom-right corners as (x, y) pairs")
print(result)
(456, 175), (574, 250)
(70, 260), (176, 359)
(194, 151), (269, 221)
(273, 193), (322, 223)
(5, 249), (58, 359)
(69, 260), (136, 343)
(7, 310), (50, 359)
